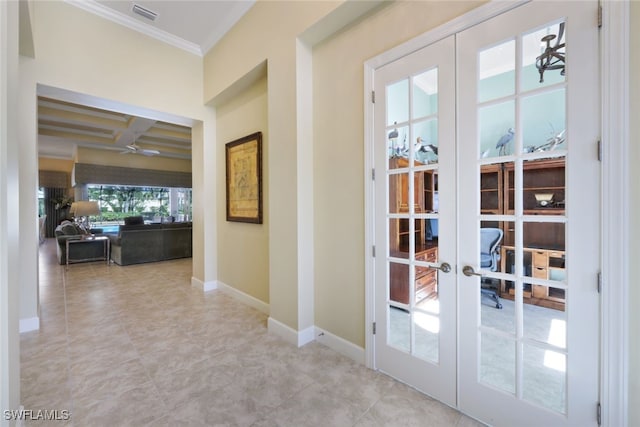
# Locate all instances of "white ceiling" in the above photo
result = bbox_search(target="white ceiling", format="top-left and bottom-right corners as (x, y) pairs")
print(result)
(70, 0), (255, 56)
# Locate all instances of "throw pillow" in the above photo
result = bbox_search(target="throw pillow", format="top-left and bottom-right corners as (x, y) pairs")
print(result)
(61, 223), (78, 235)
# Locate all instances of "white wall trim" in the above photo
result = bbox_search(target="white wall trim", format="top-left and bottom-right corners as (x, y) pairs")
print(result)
(216, 280), (270, 315)
(267, 317), (314, 347)
(315, 327), (365, 365)
(601, 1), (630, 426)
(191, 276), (217, 292)
(19, 317), (39, 334)
(363, 0), (528, 374)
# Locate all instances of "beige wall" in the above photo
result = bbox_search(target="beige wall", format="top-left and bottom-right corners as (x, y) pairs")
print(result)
(74, 147), (191, 173)
(216, 75), (270, 303)
(312, 1), (481, 346)
(629, 2), (639, 424)
(38, 157), (73, 173)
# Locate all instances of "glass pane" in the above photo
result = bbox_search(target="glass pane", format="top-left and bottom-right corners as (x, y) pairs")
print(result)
(413, 120), (438, 165)
(479, 40), (515, 103)
(522, 89), (566, 154)
(522, 22), (566, 92)
(523, 158), (565, 213)
(388, 173), (409, 214)
(524, 297), (566, 346)
(423, 172), (438, 213)
(389, 261), (410, 305)
(480, 220), (512, 332)
(480, 332), (515, 394)
(480, 164), (501, 215)
(479, 101), (515, 159)
(523, 344), (567, 414)
(388, 125), (410, 162)
(387, 79), (409, 126)
(414, 307), (439, 363)
(388, 305), (410, 353)
(413, 68), (438, 119)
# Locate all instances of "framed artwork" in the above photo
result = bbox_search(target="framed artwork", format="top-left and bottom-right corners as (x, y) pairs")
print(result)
(225, 132), (263, 223)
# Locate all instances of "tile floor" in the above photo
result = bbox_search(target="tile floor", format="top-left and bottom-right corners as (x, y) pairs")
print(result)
(20, 239), (484, 426)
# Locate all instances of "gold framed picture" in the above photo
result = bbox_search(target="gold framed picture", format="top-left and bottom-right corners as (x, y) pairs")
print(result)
(225, 132), (263, 223)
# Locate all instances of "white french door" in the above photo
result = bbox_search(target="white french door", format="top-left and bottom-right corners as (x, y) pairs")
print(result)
(373, 2), (600, 426)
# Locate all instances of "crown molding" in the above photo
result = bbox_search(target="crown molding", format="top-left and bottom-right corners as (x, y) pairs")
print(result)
(65, 0), (202, 56)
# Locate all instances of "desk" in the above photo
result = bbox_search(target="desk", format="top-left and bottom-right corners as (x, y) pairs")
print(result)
(66, 235), (110, 269)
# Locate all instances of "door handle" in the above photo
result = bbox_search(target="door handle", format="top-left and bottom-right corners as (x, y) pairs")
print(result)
(462, 265), (483, 277)
(429, 262), (451, 273)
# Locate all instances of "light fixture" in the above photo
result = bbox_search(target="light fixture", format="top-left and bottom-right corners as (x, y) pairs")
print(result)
(535, 23), (565, 83)
(70, 201), (100, 231)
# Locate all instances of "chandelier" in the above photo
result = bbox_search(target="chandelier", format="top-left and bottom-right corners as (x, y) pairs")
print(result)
(535, 23), (565, 83)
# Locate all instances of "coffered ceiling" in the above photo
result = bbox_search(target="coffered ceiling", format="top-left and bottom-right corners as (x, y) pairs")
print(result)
(38, 96), (192, 160)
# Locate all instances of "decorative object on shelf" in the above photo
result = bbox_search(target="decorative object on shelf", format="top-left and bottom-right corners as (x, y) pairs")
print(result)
(535, 22), (565, 83)
(535, 128), (566, 152)
(70, 200), (100, 230)
(534, 193), (555, 208)
(225, 132), (263, 224)
(496, 128), (514, 156)
(416, 137), (438, 163)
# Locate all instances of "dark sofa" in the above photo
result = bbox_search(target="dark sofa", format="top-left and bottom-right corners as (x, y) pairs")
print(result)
(109, 222), (192, 266)
(54, 221), (105, 265)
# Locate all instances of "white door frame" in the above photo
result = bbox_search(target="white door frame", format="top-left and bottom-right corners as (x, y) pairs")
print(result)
(363, 1), (629, 425)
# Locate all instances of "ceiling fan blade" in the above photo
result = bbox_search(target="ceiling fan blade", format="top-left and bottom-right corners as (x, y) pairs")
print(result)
(141, 149), (160, 156)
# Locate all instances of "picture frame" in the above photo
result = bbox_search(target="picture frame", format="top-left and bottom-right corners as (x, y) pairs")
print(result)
(225, 132), (263, 223)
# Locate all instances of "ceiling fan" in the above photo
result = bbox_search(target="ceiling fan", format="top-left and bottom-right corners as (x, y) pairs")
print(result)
(120, 142), (160, 156)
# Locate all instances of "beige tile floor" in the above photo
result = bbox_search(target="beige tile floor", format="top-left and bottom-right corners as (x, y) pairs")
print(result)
(20, 239), (484, 426)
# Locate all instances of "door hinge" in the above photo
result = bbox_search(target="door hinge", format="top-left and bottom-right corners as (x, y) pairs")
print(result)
(597, 402), (602, 425)
(598, 3), (603, 28)
(597, 272), (602, 293)
(372, 168), (375, 181)
(372, 245), (376, 257)
(597, 140), (603, 161)
(371, 90), (376, 103)
(372, 322), (376, 335)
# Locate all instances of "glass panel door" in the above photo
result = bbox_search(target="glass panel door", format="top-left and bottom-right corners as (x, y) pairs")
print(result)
(457, 2), (599, 425)
(374, 35), (456, 407)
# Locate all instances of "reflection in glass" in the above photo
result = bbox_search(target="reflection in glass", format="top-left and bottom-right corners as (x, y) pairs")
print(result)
(479, 101), (515, 158)
(523, 344), (567, 413)
(413, 68), (438, 119)
(480, 165), (501, 214)
(388, 306), (410, 353)
(522, 90), (566, 154)
(480, 332), (515, 394)
(522, 22), (566, 92)
(523, 158), (566, 213)
(386, 79), (409, 126)
(413, 120), (438, 164)
(479, 40), (515, 103)
(389, 261), (410, 305)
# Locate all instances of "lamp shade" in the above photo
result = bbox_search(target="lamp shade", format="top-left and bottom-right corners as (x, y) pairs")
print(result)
(70, 201), (100, 217)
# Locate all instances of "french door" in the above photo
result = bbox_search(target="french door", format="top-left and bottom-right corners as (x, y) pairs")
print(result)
(373, 2), (600, 426)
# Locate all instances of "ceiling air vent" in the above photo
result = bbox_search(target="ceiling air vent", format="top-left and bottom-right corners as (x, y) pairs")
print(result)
(132, 4), (158, 21)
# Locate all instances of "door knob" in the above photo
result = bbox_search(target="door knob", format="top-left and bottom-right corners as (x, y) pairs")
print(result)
(462, 265), (483, 277)
(429, 262), (451, 273)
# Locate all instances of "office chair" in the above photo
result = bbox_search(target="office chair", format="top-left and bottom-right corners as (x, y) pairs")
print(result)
(480, 228), (503, 309)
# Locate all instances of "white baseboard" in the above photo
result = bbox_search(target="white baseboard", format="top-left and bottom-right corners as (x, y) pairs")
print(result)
(315, 327), (365, 364)
(216, 280), (269, 315)
(268, 317), (315, 347)
(191, 276), (217, 292)
(19, 317), (40, 333)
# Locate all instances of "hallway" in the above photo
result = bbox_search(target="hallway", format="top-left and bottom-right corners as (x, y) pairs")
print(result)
(20, 240), (482, 426)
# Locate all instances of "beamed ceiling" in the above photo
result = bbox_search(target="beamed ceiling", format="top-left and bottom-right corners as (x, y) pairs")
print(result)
(38, 96), (192, 160)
